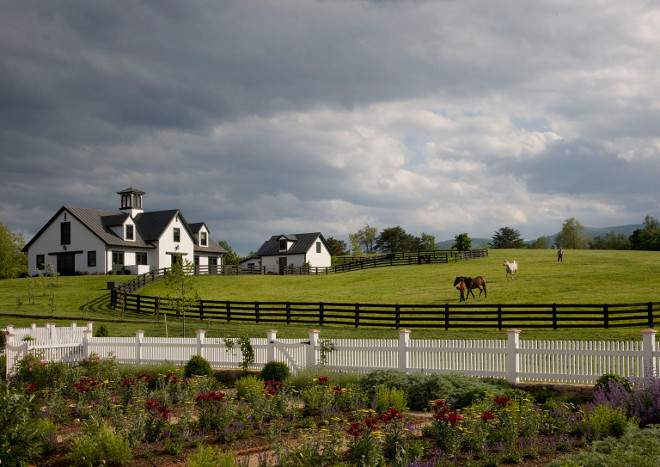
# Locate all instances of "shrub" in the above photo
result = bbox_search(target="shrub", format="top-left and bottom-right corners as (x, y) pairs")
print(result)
(288, 365), (361, 389)
(594, 373), (660, 427)
(78, 352), (120, 382)
(94, 325), (110, 337)
(184, 355), (213, 378)
(188, 445), (236, 467)
(235, 374), (263, 400)
(0, 329), (7, 352)
(373, 386), (408, 413)
(0, 386), (41, 465)
(582, 403), (634, 439)
(69, 420), (132, 466)
(0, 355), (5, 380)
(595, 373), (631, 394)
(260, 361), (290, 382)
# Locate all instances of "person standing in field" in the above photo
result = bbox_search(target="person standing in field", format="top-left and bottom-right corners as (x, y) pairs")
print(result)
(558, 248), (563, 262)
(458, 279), (466, 302)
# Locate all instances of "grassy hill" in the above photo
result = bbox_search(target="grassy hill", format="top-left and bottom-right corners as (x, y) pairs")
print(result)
(1, 248), (659, 341)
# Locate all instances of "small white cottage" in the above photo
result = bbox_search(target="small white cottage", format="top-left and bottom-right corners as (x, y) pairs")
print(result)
(243, 232), (332, 274)
(22, 187), (226, 276)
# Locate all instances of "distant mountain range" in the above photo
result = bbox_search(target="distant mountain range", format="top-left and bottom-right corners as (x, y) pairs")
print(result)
(435, 224), (644, 249)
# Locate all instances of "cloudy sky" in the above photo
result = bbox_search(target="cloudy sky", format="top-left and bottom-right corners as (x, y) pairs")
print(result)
(2, 1), (659, 255)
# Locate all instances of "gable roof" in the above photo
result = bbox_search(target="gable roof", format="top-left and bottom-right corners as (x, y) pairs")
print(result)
(254, 232), (326, 256)
(132, 210), (188, 241)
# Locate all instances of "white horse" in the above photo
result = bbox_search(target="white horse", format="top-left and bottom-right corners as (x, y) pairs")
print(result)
(504, 260), (518, 280)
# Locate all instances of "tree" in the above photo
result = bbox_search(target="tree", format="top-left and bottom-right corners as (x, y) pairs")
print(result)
(554, 217), (585, 249)
(164, 254), (199, 337)
(528, 235), (552, 249)
(375, 226), (410, 253)
(325, 237), (349, 256)
(354, 225), (378, 254)
(588, 231), (631, 250)
(490, 227), (525, 249)
(218, 240), (242, 265)
(629, 215), (660, 251)
(0, 222), (27, 279)
(452, 233), (472, 252)
(348, 233), (362, 256)
(419, 232), (437, 251)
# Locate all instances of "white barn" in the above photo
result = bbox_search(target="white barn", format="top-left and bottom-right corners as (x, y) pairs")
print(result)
(243, 232), (332, 274)
(22, 187), (226, 276)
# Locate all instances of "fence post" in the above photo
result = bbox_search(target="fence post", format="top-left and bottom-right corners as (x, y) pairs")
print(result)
(30, 323), (36, 332)
(506, 329), (521, 384)
(6, 324), (14, 334)
(603, 305), (609, 329)
(398, 329), (411, 372)
(136, 330), (144, 365)
(86, 322), (93, 332)
(552, 304), (557, 330)
(395, 305), (401, 329)
(444, 305), (449, 331)
(267, 329), (277, 362)
(641, 328), (657, 376)
(196, 329), (206, 358)
(648, 302), (654, 328)
(82, 330), (92, 361)
(48, 323), (56, 340)
(319, 303), (324, 325)
(355, 304), (360, 328)
(307, 329), (320, 368)
(199, 300), (204, 320)
(255, 302), (260, 323)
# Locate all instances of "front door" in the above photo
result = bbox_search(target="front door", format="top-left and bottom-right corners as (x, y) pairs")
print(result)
(57, 253), (75, 276)
(279, 257), (287, 275)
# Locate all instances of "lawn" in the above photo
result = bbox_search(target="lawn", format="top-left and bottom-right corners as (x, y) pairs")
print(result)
(1, 249), (659, 341)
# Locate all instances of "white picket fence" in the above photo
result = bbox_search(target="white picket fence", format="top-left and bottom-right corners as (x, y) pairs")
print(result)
(4, 325), (659, 384)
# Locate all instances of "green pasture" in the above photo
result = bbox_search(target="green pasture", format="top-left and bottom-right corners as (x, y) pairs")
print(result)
(0, 249), (659, 341)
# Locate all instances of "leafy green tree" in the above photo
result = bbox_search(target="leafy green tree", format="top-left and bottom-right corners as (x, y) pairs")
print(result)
(348, 233), (362, 256)
(420, 232), (437, 251)
(490, 227), (526, 249)
(528, 235), (552, 249)
(0, 222), (27, 279)
(589, 231), (631, 250)
(375, 226), (410, 253)
(554, 217), (585, 249)
(630, 216), (660, 251)
(355, 225), (378, 254)
(165, 254), (200, 337)
(218, 240), (242, 265)
(452, 233), (472, 252)
(325, 237), (349, 256)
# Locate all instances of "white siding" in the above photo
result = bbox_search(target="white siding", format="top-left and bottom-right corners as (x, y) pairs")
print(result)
(306, 240), (331, 268)
(154, 214), (195, 269)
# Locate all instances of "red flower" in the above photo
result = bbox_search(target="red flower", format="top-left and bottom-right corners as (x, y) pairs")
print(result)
(346, 422), (364, 438)
(122, 379), (136, 387)
(493, 396), (512, 407)
(431, 399), (462, 426)
(25, 383), (37, 394)
(137, 373), (154, 382)
(157, 406), (172, 420)
(332, 385), (343, 395)
(316, 376), (329, 385)
(481, 410), (495, 421)
(364, 417), (379, 430)
(379, 408), (403, 422)
(145, 400), (161, 411)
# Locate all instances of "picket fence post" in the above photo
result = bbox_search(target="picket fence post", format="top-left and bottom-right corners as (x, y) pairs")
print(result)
(398, 329), (411, 372)
(641, 328), (657, 376)
(267, 329), (277, 362)
(30, 323), (36, 331)
(136, 330), (144, 365)
(307, 329), (320, 368)
(506, 329), (521, 384)
(82, 330), (92, 360)
(86, 322), (93, 332)
(196, 329), (206, 359)
(48, 323), (56, 340)
(5, 325), (13, 334)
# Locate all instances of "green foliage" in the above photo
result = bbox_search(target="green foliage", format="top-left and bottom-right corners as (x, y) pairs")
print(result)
(164, 253), (200, 337)
(555, 217), (585, 249)
(0, 384), (41, 465)
(581, 403), (635, 439)
(549, 424), (660, 467)
(184, 355), (213, 377)
(595, 373), (631, 394)
(235, 374), (263, 400)
(490, 227), (526, 249)
(452, 232), (472, 251)
(15, 354), (68, 391)
(260, 361), (290, 382)
(69, 420), (132, 466)
(326, 236), (350, 256)
(78, 352), (120, 382)
(218, 240), (242, 265)
(0, 329), (6, 352)
(188, 445), (237, 467)
(94, 324), (110, 337)
(375, 225), (417, 253)
(630, 215), (660, 251)
(374, 386), (407, 413)
(287, 366), (362, 389)
(0, 222), (27, 279)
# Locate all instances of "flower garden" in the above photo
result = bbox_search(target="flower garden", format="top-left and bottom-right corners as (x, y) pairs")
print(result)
(2, 352), (660, 466)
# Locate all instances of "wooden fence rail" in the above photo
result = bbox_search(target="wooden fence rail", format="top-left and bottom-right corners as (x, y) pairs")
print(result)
(110, 290), (660, 330)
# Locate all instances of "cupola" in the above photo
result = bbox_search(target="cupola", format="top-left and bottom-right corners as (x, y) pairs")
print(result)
(118, 186), (145, 218)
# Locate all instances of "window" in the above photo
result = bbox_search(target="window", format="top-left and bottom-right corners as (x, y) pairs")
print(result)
(126, 224), (134, 240)
(316, 241), (321, 253)
(36, 254), (45, 269)
(171, 254), (180, 266)
(60, 222), (71, 245)
(112, 251), (124, 266)
(173, 227), (180, 242)
(279, 239), (287, 251)
(136, 252), (147, 265)
(200, 232), (207, 246)
(87, 251), (96, 267)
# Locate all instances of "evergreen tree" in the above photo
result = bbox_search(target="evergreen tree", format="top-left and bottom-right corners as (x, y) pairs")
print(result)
(325, 237), (349, 256)
(452, 233), (472, 252)
(490, 227), (525, 248)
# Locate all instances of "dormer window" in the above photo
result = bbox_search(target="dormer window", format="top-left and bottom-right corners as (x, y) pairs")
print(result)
(279, 239), (287, 251)
(201, 231), (207, 246)
(126, 224), (134, 240)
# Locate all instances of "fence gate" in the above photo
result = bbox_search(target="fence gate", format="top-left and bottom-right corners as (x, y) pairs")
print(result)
(272, 340), (309, 373)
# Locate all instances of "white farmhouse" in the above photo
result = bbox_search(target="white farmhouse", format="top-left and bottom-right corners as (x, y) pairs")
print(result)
(243, 233), (332, 274)
(22, 187), (226, 276)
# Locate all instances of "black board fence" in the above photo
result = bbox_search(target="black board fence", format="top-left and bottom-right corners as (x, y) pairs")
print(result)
(110, 290), (659, 330)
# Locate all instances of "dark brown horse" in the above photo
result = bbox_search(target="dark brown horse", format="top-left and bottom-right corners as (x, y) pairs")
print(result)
(453, 276), (487, 299)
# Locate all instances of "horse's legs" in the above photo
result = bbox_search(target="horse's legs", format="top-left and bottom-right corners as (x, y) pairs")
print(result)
(468, 288), (476, 299)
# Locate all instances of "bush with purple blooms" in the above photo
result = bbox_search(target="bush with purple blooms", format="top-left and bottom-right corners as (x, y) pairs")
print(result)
(593, 372), (660, 427)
